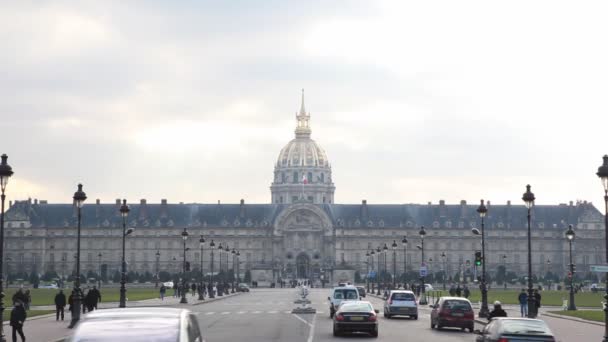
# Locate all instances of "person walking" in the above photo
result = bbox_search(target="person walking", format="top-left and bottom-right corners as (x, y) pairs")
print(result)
(534, 289), (542, 316)
(518, 289), (528, 317)
(23, 290), (31, 311)
(463, 285), (470, 299)
(488, 301), (507, 321)
(449, 284), (456, 296)
(12, 288), (26, 306)
(54, 290), (66, 321)
(160, 284), (166, 300)
(191, 283), (197, 297)
(10, 301), (27, 342)
(89, 286), (101, 310)
(455, 285), (462, 297)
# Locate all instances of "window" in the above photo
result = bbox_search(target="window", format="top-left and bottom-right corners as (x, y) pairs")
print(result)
(307, 196), (313, 202)
(293, 172), (298, 184)
(307, 172), (313, 183)
(282, 172), (286, 183)
(320, 173), (324, 183)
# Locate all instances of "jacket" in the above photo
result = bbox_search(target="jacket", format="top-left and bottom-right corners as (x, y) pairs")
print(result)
(518, 293), (527, 304)
(10, 305), (27, 327)
(54, 293), (66, 307)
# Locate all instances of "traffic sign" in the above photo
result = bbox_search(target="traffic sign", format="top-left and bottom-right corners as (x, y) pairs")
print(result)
(419, 266), (427, 277)
(369, 270), (377, 278)
(590, 265), (608, 273)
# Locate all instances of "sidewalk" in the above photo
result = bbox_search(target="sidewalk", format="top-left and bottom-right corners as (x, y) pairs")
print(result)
(12, 291), (243, 342)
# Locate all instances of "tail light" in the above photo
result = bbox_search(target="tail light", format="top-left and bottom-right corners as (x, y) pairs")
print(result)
(464, 311), (474, 319)
(497, 338), (509, 342)
(368, 314), (377, 322)
(335, 314), (345, 321)
(439, 309), (451, 317)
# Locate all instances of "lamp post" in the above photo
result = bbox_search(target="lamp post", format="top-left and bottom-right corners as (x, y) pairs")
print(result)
(155, 250), (160, 288)
(224, 244), (233, 293)
(391, 241), (397, 288)
(503, 255), (508, 289)
(522, 184), (536, 318)
(236, 250), (241, 283)
(0, 154), (13, 338)
(383, 243), (388, 287)
(475, 199), (489, 318)
(376, 246), (381, 295)
(418, 226), (427, 305)
(119, 199), (133, 308)
(97, 252), (102, 289)
(199, 236), (205, 300)
(209, 240), (215, 298)
(68, 183), (86, 328)
(596, 155), (608, 342)
(370, 249), (375, 293)
(217, 242), (223, 296)
(565, 224), (576, 310)
(231, 248), (237, 293)
(180, 228), (189, 304)
(365, 250), (370, 292)
(402, 236), (408, 287)
(441, 252), (447, 290)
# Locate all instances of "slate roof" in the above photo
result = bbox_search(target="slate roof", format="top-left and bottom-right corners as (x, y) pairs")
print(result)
(5, 199), (602, 230)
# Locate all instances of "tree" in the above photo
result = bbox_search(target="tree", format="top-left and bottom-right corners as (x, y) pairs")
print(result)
(159, 271), (172, 282)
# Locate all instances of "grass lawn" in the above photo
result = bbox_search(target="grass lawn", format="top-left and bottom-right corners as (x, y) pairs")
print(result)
(5, 287), (174, 306)
(2, 309), (54, 321)
(547, 310), (604, 322)
(426, 289), (605, 308)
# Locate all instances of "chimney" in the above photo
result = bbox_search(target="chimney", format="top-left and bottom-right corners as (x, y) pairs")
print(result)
(115, 199), (121, 205)
(95, 199), (101, 218)
(361, 200), (368, 220)
(139, 199), (148, 220)
(8, 201), (12, 208)
(39, 200), (47, 204)
(34, 199), (38, 205)
(239, 199), (246, 218)
(459, 200), (467, 218)
(439, 200), (446, 217)
(160, 199), (168, 218)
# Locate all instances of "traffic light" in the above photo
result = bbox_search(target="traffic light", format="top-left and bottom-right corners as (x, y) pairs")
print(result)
(474, 251), (482, 266)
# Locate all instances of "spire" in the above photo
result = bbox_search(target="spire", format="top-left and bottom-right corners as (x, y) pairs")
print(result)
(295, 89), (311, 139)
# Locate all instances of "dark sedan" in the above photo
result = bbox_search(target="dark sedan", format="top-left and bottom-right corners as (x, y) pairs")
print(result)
(475, 317), (556, 342)
(333, 301), (379, 338)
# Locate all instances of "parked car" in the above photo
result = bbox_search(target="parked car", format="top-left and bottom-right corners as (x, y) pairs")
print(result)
(430, 297), (474, 332)
(237, 283), (250, 292)
(333, 301), (379, 338)
(356, 286), (366, 298)
(69, 307), (203, 342)
(39, 283), (58, 289)
(328, 285), (360, 318)
(383, 290), (418, 319)
(475, 317), (555, 342)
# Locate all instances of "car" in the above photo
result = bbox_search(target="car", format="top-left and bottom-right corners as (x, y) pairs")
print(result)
(39, 284), (58, 289)
(424, 284), (434, 291)
(68, 307), (203, 342)
(328, 285), (360, 318)
(333, 301), (379, 338)
(356, 286), (366, 298)
(163, 281), (174, 288)
(430, 297), (475, 332)
(383, 290), (418, 319)
(475, 317), (555, 342)
(237, 283), (250, 292)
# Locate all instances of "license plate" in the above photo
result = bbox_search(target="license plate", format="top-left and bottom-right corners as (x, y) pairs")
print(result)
(350, 316), (364, 321)
(451, 313), (464, 317)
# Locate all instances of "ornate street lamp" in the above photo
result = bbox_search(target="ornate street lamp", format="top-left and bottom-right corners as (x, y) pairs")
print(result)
(155, 250), (160, 288)
(565, 224), (576, 310)
(97, 253), (102, 289)
(475, 199), (489, 318)
(522, 184), (536, 318)
(370, 248), (375, 293)
(68, 183), (87, 328)
(236, 250), (241, 283)
(365, 250), (370, 292)
(391, 240), (397, 288)
(376, 246), (381, 295)
(209, 240), (215, 298)
(597, 155), (608, 341)
(502, 255), (508, 289)
(199, 235), (205, 300)
(402, 235), (408, 286)
(441, 252), (447, 290)
(418, 226), (427, 305)
(231, 248), (236, 293)
(119, 199), (133, 308)
(217, 242), (223, 296)
(0, 154), (13, 338)
(383, 243), (388, 286)
(180, 228), (189, 304)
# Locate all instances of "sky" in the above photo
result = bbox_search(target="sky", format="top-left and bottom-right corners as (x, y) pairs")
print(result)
(1, 0), (608, 207)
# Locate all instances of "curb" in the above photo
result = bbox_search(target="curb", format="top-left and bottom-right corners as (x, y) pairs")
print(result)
(191, 292), (244, 305)
(543, 312), (604, 327)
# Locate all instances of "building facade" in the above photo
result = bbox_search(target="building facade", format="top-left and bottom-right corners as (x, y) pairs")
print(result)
(4, 93), (606, 284)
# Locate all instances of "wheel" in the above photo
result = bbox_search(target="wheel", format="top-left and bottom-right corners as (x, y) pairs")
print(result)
(461, 327), (465, 332)
(333, 325), (341, 337)
(412, 315), (418, 320)
(468, 325), (474, 333)
(430, 320), (435, 329)
(370, 328), (378, 338)
(437, 324), (442, 330)
(329, 309), (334, 319)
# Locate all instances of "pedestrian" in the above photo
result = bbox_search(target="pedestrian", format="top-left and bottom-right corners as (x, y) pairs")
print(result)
(68, 291), (74, 317)
(173, 282), (178, 298)
(463, 285), (470, 299)
(10, 301), (27, 342)
(488, 301), (507, 321)
(24, 290), (31, 311)
(455, 285), (462, 297)
(518, 289), (528, 317)
(54, 289), (66, 321)
(89, 286), (101, 310)
(160, 284), (166, 300)
(534, 289), (542, 312)
(82, 288), (89, 314)
(449, 284), (456, 296)
(191, 283), (197, 297)
(12, 288), (27, 306)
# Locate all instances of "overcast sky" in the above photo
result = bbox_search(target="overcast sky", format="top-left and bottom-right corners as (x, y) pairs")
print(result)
(1, 0), (608, 207)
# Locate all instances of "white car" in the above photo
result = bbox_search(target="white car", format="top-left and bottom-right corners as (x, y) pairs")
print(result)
(328, 285), (360, 318)
(163, 281), (174, 288)
(424, 284), (434, 291)
(39, 284), (58, 289)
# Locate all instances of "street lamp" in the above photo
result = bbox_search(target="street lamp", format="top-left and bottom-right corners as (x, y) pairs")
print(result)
(597, 155), (608, 341)
(402, 235), (408, 286)
(199, 235), (205, 300)
(68, 183), (86, 328)
(370, 249), (375, 293)
(418, 226), (427, 305)
(0, 154), (13, 338)
(565, 224), (577, 310)
(236, 250), (241, 283)
(231, 248), (236, 293)
(180, 228), (189, 304)
(97, 253), (102, 289)
(383, 243), (388, 287)
(475, 199), (490, 318)
(391, 240), (397, 289)
(119, 199), (133, 308)
(502, 255), (508, 289)
(224, 244), (231, 293)
(155, 250), (160, 288)
(376, 246), (381, 295)
(441, 252), (447, 290)
(522, 184), (536, 318)
(209, 240), (215, 298)
(365, 250), (370, 292)
(217, 242), (223, 296)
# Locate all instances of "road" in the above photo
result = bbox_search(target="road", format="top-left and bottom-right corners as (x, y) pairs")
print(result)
(192, 288), (484, 342)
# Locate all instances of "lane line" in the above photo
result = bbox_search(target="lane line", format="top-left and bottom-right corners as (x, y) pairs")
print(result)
(291, 314), (313, 328)
(205, 312), (214, 315)
(237, 311), (246, 314)
(252, 310), (262, 314)
(307, 312), (317, 342)
(268, 310), (278, 314)
(221, 311), (230, 315)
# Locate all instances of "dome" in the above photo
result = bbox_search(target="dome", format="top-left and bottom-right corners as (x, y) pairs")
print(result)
(277, 138), (329, 168)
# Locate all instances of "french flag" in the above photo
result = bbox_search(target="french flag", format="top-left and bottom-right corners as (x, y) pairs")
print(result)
(302, 174), (308, 184)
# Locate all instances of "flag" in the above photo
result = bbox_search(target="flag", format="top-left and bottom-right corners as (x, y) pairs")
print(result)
(302, 174), (308, 184)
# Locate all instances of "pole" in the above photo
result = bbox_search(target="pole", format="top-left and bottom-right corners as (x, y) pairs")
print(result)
(568, 239), (576, 310)
(376, 249), (381, 295)
(199, 244), (204, 300)
(210, 248), (214, 298)
(443, 255), (447, 291)
(155, 252), (160, 288)
(0, 192), (5, 339)
(180, 237), (188, 304)
(393, 248), (396, 289)
(420, 237), (427, 304)
(384, 251), (387, 288)
(403, 245), (407, 286)
(603, 193), (608, 341)
(527, 207), (535, 318)
(69, 205), (82, 328)
(366, 255), (369, 292)
(480, 215), (489, 318)
(119, 215), (127, 308)
(98, 253), (102, 289)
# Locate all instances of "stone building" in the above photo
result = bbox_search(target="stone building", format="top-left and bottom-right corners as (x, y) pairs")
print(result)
(4, 93), (606, 284)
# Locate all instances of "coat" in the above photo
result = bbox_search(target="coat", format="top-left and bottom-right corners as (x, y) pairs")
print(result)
(10, 305), (26, 327)
(55, 292), (67, 307)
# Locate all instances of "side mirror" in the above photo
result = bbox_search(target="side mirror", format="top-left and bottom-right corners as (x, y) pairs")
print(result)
(328, 296), (331, 301)
(374, 309), (379, 314)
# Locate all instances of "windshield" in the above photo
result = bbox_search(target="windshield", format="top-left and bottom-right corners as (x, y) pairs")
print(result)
(391, 293), (415, 301)
(334, 289), (358, 299)
(501, 320), (551, 335)
(339, 303), (373, 312)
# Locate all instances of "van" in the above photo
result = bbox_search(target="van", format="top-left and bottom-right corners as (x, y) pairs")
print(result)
(328, 285), (359, 318)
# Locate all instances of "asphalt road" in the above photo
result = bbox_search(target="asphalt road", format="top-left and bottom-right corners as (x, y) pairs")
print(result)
(192, 288), (485, 342)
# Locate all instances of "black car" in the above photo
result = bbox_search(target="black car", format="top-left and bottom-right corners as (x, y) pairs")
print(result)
(356, 286), (366, 297)
(237, 283), (250, 292)
(475, 317), (555, 342)
(333, 301), (379, 338)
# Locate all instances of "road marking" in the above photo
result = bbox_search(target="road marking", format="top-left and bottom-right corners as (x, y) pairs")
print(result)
(307, 312), (317, 342)
(252, 310), (262, 314)
(221, 312), (230, 315)
(268, 310), (278, 314)
(237, 311), (246, 314)
(205, 312), (214, 315)
(284, 311), (291, 314)
(292, 314), (313, 327)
